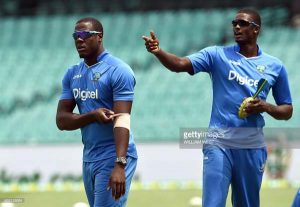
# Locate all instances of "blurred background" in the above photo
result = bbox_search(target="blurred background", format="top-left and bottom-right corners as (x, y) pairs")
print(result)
(0, 0), (299, 206)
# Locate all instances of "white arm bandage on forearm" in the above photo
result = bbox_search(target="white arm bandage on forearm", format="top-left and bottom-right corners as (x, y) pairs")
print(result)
(113, 113), (130, 131)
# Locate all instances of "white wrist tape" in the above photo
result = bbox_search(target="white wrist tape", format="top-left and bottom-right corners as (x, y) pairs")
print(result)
(113, 113), (130, 131)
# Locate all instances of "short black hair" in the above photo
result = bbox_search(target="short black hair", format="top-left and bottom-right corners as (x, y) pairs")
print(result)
(238, 8), (261, 27)
(76, 17), (103, 33)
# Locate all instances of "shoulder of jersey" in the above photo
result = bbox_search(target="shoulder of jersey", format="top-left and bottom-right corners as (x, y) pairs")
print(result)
(68, 61), (84, 71)
(260, 51), (283, 66)
(103, 55), (133, 73)
(222, 44), (236, 52)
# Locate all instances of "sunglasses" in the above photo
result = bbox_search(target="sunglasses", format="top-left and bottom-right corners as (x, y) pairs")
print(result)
(232, 19), (260, 27)
(72, 30), (102, 40)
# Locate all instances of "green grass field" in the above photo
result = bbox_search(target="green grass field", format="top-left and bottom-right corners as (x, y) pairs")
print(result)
(0, 188), (297, 207)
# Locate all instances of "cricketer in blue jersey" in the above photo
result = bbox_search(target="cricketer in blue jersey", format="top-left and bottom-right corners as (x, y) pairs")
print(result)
(143, 8), (293, 207)
(56, 17), (137, 207)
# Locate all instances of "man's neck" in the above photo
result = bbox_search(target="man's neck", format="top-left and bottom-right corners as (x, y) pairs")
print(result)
(85, 47), (104, 66)
(238, 43), (258, 58)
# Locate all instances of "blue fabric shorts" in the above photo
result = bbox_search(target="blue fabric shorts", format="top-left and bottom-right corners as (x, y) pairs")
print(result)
(202, 145), (267, 207)
(83, 156), (137, 207)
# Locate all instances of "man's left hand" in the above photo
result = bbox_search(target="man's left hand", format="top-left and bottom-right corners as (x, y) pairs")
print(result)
(107, 164), (126, 200)
(244, 99), (269, 115)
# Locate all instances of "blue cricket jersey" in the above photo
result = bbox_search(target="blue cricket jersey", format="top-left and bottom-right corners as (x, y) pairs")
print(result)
(60, 51), (138, 161)
(187, 44), (292, 148)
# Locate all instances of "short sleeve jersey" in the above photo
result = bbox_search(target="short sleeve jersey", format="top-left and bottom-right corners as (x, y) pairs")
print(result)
(60, 51), (138, 161)
(187, 45), (292, 148)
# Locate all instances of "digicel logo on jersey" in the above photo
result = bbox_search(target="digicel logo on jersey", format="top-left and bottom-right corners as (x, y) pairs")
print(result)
(228, 70), (259, 87)
(73, 88), (98, 101)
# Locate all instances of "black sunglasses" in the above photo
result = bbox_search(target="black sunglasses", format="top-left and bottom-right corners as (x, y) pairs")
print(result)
(232, 19), (260, 27)
(72, 30), (102, 40)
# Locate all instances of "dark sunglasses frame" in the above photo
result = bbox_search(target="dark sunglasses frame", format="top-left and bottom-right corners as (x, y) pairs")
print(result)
(232, 19), (260, 27)
(72, 30), (102, 40)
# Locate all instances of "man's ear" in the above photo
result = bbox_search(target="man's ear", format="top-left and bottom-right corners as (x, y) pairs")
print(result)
(97, 33), (103, 42)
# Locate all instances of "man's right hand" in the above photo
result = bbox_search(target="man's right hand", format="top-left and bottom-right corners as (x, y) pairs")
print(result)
(142, 31), (193, 73)
(93, 108), (114, 124)
(142, 31), (160, 54)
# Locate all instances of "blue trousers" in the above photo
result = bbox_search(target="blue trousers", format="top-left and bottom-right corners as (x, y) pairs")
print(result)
(292, 189), (300, 207)
(202, 145), (267, 207)
(83, 156), (137, 207)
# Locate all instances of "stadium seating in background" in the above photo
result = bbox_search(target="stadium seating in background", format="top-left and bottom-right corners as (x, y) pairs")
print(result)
(0, 9), (299, 144)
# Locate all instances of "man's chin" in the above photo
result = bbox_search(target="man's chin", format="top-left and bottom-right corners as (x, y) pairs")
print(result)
(78, 52), (87, 59)
(235, 38), (246, 44)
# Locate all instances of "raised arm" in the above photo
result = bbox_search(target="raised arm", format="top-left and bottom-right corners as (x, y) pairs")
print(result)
(56, 99), (114, 130)
(142, 31), (193, 73)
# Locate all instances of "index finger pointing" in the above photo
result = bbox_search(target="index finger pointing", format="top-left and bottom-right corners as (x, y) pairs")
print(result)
(150, 31), (157, 40)
(142, 36), (151, 42)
